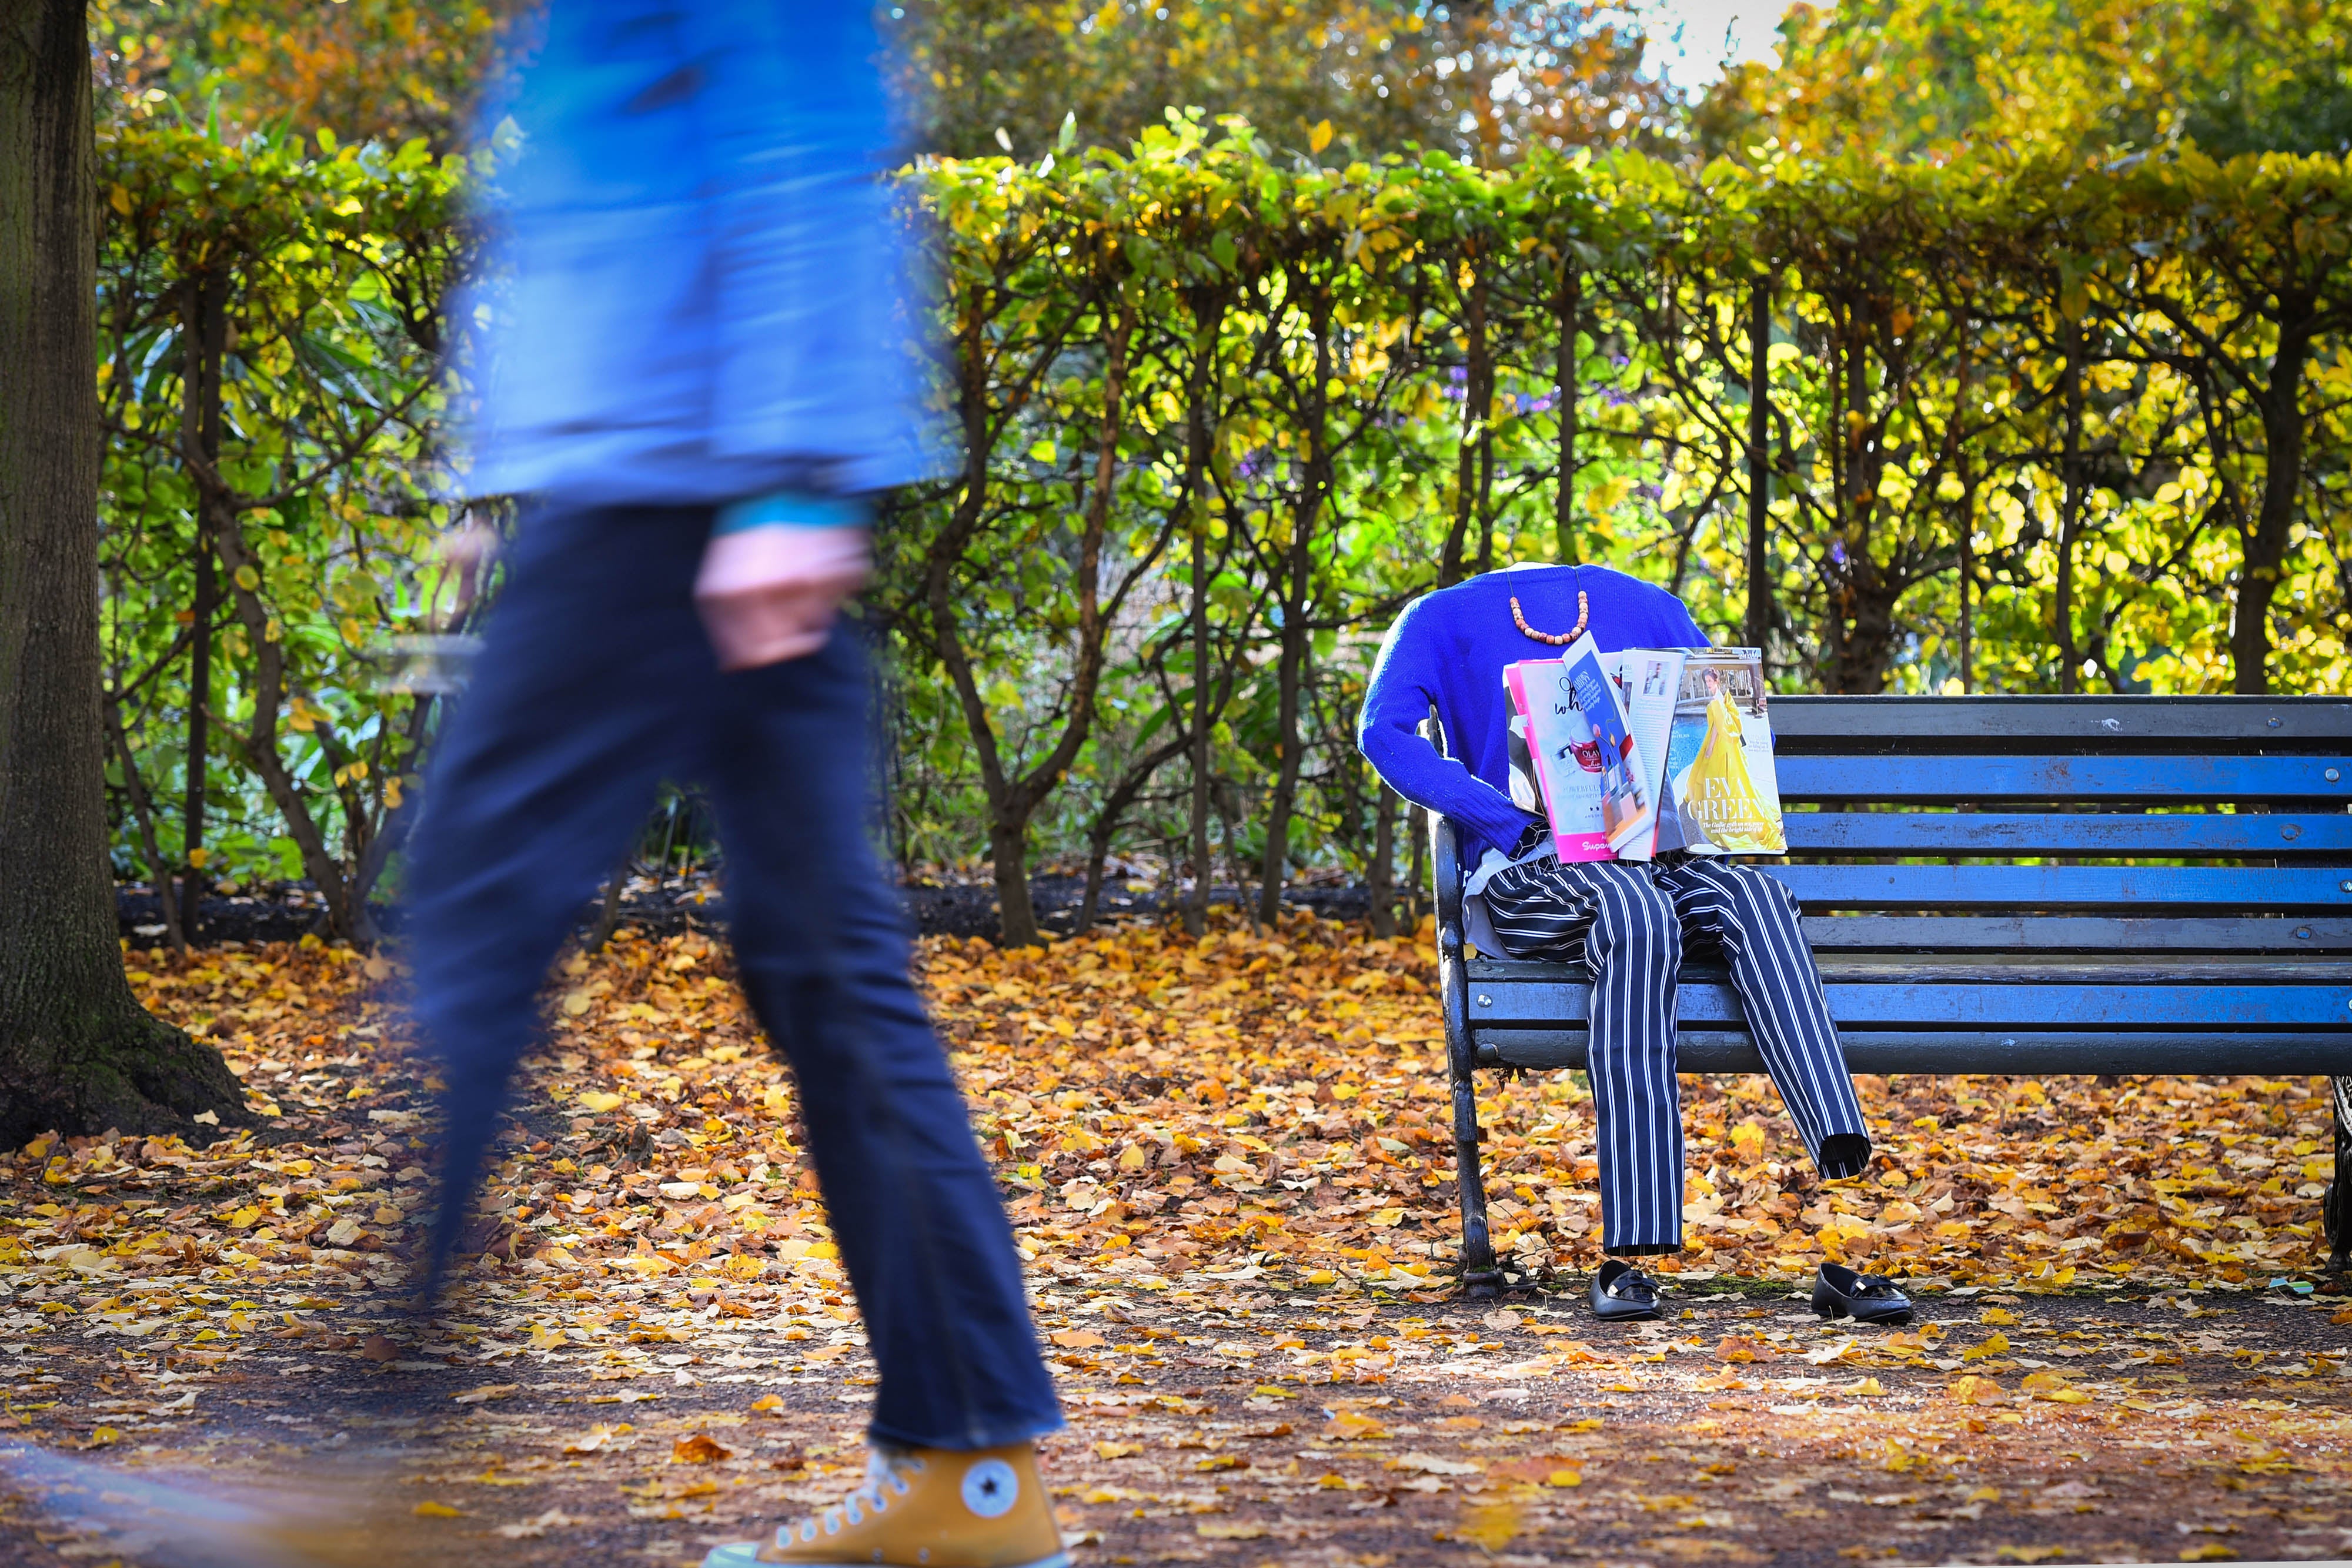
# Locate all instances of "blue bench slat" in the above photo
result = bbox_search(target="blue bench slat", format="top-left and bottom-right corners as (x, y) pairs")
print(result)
(1763, 862), (2350, 910)
(1768, 695), (2352, 743)
(1775, 754), (2349, 802)
(1470, 979), (2352, 1028)
(1475, 1028), (2352, 1075)
(1792, 915), (2352, 951)
(1782, 811), (2352, 855)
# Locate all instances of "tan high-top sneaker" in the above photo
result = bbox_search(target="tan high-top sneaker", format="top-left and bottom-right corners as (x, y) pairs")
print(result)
(701, 1442), (1065, 1568)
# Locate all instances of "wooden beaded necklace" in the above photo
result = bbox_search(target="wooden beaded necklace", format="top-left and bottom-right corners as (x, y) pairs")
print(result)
(1509, 589), (1590, 646)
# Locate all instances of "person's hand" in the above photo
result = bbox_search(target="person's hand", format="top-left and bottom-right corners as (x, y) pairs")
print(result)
(693, 524), (871, 671)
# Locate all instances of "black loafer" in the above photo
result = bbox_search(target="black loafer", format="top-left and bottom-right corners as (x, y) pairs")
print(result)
(1589, 1259), (1663, 1322)
(1812, 1262), (1912, 1325)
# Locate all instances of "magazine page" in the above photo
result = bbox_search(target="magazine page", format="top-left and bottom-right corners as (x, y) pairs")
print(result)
(1505, 658), (1612, 862)
(1620, 648), (1690, 857)
(1661, 647), (1788, 855)
(1501, 664), (1545, 815)
(1541, 635), (1655, 859)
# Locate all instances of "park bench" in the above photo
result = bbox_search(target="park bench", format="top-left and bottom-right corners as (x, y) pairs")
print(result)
(1426, 694), (2352, 1296)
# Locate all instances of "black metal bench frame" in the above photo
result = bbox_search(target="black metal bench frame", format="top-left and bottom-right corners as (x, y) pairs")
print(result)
(1428, 695), (2352, 1296)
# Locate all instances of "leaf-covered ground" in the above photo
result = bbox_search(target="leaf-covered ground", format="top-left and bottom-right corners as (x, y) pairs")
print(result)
(2, 918), (2348, 1567)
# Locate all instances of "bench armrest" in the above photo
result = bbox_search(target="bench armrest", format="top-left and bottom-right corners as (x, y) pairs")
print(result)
(1415, 713), (1466, 944)
(1431, 811), (1463, 942)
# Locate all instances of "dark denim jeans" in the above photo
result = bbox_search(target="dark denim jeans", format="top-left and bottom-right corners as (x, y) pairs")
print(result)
(403, 504), (1063, 1450)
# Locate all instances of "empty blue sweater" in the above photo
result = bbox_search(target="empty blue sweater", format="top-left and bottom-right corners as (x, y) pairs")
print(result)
(1357, 563), (1709, 868)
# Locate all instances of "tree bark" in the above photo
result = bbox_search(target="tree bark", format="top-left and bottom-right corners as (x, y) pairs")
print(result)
(1404, 803), (1428, 932)
(1076, 732), (1187, 934)
(2233, 310), (2312, 696)
(1180, 296), (1227, 938)
(1257, 288), (1331, 927)
(0, 0), (248, 1145)
(1825, 300), (1900, 693)
(208, 510), (368, 940)
(179, 272), (226, 937)
(1439, 254), (1488, 588)
(2056, 324), (2086, 694)
(1555, 261), (1580, 565)
(1957, 451), (1977, 693)
(1743, 277), (1772, 657)
(1367, 783), (1399, 939)
(921, 291), (1140, 949)
(105, 691), (185, 954)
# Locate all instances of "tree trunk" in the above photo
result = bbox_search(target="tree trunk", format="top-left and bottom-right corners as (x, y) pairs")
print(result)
(587, 852), (631, 954)
(1825, 304), (1899, 693)
(1258, 290), (1331, 927)
(2056, 325), (2085, 694)
(0, 0), (248, 1146)
(1439, 257), (1488, 588)
(1957, 453), (1977, 693)
(105, 691), (185, 953)
(1185, 509), (1212, 938)
(209, 511), (365, 938)
(925, 296), (1139, 949)
(1404, 803), (1428, 931)
(1744, 277), (1772, 657)
(2233, 311), (2312, 696)
(1217, 779), (1257, 935)
(1367, 784), (1399, 939)
(1180, 297), (1225, 938)
(1555, 262), (1580, 564)
(1076, 733), (1187, 933)
(179, 272), (225, 938)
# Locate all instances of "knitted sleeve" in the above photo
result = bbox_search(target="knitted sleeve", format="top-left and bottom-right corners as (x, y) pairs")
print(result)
(1355, 597), (1537, 850)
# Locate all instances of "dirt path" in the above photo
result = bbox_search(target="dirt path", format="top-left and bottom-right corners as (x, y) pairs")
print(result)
(3, 924), (2348, 1566)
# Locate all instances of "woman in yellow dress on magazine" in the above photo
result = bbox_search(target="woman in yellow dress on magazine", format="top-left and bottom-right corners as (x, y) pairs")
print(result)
(1684, 669), (1786, 852)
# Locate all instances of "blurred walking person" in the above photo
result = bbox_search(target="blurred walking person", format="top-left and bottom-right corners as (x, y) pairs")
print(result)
(406, 4), (1067, 1564)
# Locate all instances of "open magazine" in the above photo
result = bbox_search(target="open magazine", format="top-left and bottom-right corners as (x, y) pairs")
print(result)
(1506, 643), (1786, 862)
(1657, 647), (1787, 855)
(1502, 634), (1656, 862)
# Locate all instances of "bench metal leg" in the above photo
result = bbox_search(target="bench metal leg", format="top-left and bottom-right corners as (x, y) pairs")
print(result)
(1438, 891), (1501, 1296)
(1448, 1019), (1502, 1296)
(1424, 780), (1502, 1296)
(2328, 1076), (2351, 1275)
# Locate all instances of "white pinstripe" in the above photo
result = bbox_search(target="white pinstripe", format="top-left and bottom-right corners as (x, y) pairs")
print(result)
(1482, 854), (1871, 1254)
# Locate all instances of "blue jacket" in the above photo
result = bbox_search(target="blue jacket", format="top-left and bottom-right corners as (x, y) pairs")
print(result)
(451, 0), (938, 504)
(1357, 564), (1708, 868)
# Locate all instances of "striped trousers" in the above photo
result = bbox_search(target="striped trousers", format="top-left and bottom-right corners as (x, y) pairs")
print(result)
(1482, 854), (1872, 1256)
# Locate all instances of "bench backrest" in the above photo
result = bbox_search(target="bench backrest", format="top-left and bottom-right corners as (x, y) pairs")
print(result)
(1762, 695), (2352, 954)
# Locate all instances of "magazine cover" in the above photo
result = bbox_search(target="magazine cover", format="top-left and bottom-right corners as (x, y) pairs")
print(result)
(1613, 648), (1690, 859)
(1543, 635), (1655, 859)
(1505, 660), (1613, 861)
(1660, 647), (1788, 855)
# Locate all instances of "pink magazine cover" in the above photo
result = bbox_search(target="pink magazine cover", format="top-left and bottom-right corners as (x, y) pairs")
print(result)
(1505, 658), (1613, 862)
